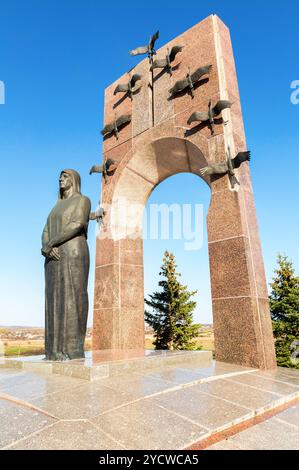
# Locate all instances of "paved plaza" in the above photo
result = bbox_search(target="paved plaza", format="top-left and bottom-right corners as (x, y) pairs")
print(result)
(1, 357), (298, 450)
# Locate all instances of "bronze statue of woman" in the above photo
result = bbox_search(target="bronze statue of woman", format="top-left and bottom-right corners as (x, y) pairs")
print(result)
(41, 169), (91, 361)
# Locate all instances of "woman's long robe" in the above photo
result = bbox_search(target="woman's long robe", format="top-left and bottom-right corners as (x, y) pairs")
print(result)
(42, 194), (91, 360)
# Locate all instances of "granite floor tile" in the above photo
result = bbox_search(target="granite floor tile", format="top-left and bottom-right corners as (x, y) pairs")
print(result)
(153, 387), (251, 431)
(0, 399), (56, 449)
(8, 420), (124, 450)
(91, 398), (208, 450)
(208, 417), (299, 450)
(276, 367), (299, 379)
(192, 379), (282, 410)
(177, 361), (255, 378)
(274, 404), (299, 428)
(137, 362), (257, 386)
(207, 440), (243, 450)
(0, 369), (25, 382)
(252, 369), (299, 387)
(135, 366), (207, 385)
(99, 374), (177, 398)
(31, 382), (137, 420)
(225, 373), (299, 396)
(0, 373), (86, 401)
(0, 371), (28, 389)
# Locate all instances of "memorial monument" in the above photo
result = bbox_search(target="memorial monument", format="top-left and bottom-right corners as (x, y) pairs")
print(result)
(91, 15), (276, 369)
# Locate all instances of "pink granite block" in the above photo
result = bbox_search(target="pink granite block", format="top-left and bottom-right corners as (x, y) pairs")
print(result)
(131, 58), (152, 137)
(93, 308), (120, 350)
(120, 264), (144, 309)
(207, 190), (245, 242)
(208, 236), (253, 300)
(120, 237), (143, 266)
(119, 307), (145, 349)
(95, 237), (120, 267)
(213, 296), (263, 368)
(94, 264), (120, 310)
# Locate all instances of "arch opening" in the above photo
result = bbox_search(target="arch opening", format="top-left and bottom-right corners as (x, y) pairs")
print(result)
(143, 171), (213, 349)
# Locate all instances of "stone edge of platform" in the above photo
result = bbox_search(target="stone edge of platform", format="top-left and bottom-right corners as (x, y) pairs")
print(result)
(0, 350), (213, 381)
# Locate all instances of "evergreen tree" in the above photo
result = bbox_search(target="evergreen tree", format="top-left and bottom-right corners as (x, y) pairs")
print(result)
(269, 254), (299, 368)
(145, 251), (201, 350)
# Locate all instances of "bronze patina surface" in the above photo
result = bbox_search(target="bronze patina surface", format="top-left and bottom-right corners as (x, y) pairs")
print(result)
(41, 169), (91, 361)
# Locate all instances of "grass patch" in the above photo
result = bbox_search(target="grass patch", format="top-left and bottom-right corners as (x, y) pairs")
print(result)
(145, 335), (215, 352)
(4, 342), (45, 357)
(3, 334), (215, 357)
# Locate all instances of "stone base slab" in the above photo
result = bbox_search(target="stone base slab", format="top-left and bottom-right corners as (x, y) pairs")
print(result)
(0, 361), (298, 450)
(1, 349), (213, 381)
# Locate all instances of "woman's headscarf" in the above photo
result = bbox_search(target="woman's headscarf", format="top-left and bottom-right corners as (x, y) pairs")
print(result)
(59, 169), (81, 199)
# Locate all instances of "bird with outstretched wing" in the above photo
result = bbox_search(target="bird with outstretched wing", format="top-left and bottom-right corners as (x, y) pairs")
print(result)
(129, 31), (159, 61)
(169, 65), (212, 98)
(89, 158), (116, 183)
(200, 149), (251, 189)
(231, 151), (251, 169)
(101, 115), (132, 140)
(187, 99), (232, 134)
(90, 205), (105, 224)
(114, 74), (143, 100)
(150, 45), (183, 75)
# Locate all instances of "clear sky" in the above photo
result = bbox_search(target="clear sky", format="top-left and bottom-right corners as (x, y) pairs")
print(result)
(0, 0), (298, 327)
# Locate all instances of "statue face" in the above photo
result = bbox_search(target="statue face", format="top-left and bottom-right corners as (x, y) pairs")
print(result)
(59, 172), (73, 191)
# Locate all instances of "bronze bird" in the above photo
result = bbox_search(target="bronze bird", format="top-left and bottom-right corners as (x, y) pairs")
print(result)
(114, 74), (143, 100)
(150, 45), (183, 76)
(89, 158), (116, 183)
(129, 30), (159, 61)
(200, 149), (251, 189)
(187, 99), (232, 135)
(169, 65), (212, 98)
(89, 206), (105, 224)
(101, 115), (132, 140)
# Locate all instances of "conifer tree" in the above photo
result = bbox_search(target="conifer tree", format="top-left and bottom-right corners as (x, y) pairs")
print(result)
(145, 251), (201, 350)
(269, 254), (299, 368)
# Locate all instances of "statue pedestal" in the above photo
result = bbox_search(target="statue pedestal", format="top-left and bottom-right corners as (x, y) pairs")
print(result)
(1, 349), (213, 381)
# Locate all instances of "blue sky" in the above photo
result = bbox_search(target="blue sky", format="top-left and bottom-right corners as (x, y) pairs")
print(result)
(0, 0), (298, 326)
